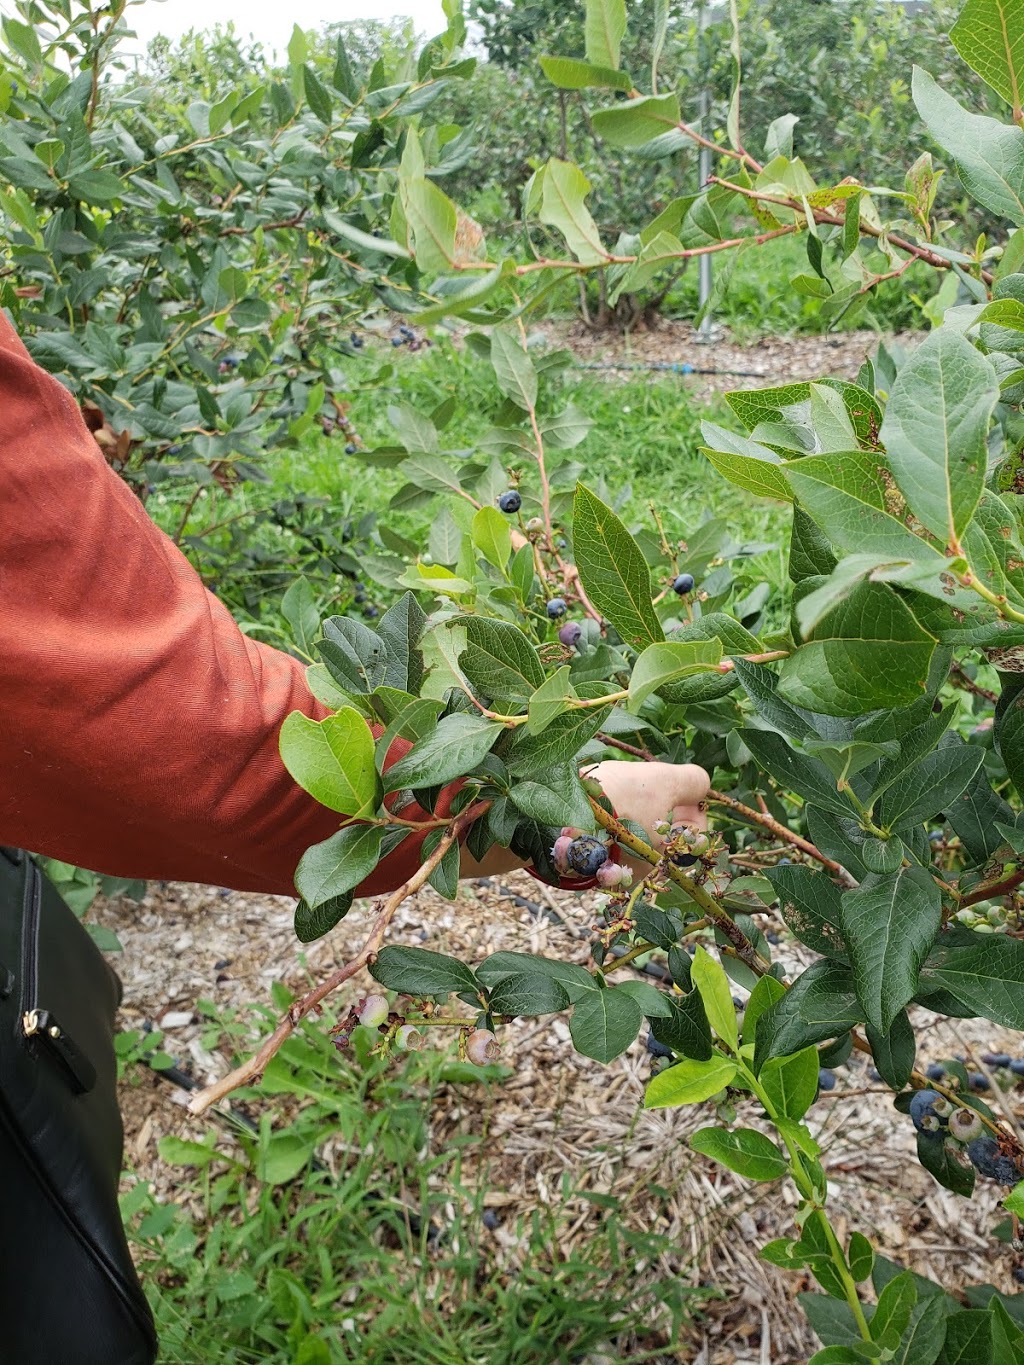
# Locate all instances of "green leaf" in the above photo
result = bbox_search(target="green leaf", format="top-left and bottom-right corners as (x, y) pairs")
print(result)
(487, 972), (570, 1018)
(613, 979), (673, 1017)
(526, 665), (577, 736)
(490, 329), (537, 410)
(764, 865), (846, 959)
(702, 432), (793, 503)
(848, 1233), (875, 1285)
(383, 713), (502, 792)
(510, 764), (593, 830)
(281, 577), (319, 658)
(476, 951), (598, 1004)
(741, 975), (787, 1047)
(779, 581), (938, 717)
(591, 93), (682, 148)
(761, 1046), (821, 1121)
(937, 1309), (993, 1365)
(627, 639), (722, 710)
(923, 933), (1024, 1029)
(302, 65), (333, 123)
(649, 991), (713, 1060)
(293, 824), (382, 910)
(755, 960), (864, 1069)
(370, 946), (479, 997)
(573, 484), (663, 649)
(280, 709), (379, 816)
(691, 946), (738, 1051)
(457, 616), (545, 702)
(951, 0), (1024, 112)
(877, 741), (984, 831)
(912, 67), (1024, 226)
(839, 868), (941, 1035)
(645, 1053), (739, 1108)
(740, 730), (856, 819)
(377, 593), (427, 694)
(539, 159), (607, 265)
(690, 1126), (787, 1181)
(865, 1012), (916, 1091)
(538, 55), (632, 92)
(996, 675), (1024, 800)
(879, 329), (997, 547)
(784, 451), (950, 569)
(585, 0), (627, 70)
(871, 1272), (918, 1350)
(294, 892), (354, 944)
(257, 1131), (314, 1186)
(318, 616), (389, 694)
(569, 987), (644, 1062)
(471, 505), (512, 570)
(404, 177), (457, 272)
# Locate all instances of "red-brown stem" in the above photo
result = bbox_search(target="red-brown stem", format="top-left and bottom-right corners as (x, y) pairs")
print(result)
(187, 804), (487, 1115)
(597, 733), (657, 762)
(708, 789), (857, 888)
(960, 865), (1024, 910)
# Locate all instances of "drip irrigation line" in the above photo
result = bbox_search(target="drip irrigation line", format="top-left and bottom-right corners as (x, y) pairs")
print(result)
(575, 359), (767, 378)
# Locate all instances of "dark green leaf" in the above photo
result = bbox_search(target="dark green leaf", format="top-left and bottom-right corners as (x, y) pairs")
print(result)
(383, 713), (502, 792)
(922, 934), (1024, 1029)
(569, 986), (644, 1062)
(487, 972), (570, 1017)
(649, 990), (713, 1061)
(294, 824), (382, 909)
(764, 865), (847, 959)
(294, 892), (354, 944)
(741, 731), (857, 818)
(916, 1129), (975, 1197)
(871, 1272), (918, 1350)
(458, 616), (545, 702)
(937, 1309), (993, 1365)
(865, 1012), (916, 1091)
(476, 952), (597, 1004)
(509, 762), (593, 830)
(755, 960), (864, 1069)
(878, 742), (984, 831)
(573, 484), (663, 649)
(370, 946), (479, 997)
(840, 868), (941, 1034)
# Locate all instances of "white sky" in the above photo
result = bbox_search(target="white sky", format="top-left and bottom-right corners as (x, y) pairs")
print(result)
(124, 0), (448, 59)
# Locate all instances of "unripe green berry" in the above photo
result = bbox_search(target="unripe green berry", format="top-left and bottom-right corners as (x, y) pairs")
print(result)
(466, 1029), (501, 1065)
(949, 1107), (984, 1143)
(357, 994), (390, 1028)
(396, 1024), (424, 1051)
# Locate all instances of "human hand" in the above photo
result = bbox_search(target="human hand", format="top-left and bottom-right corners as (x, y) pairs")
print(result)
(584, 759), (710, 867)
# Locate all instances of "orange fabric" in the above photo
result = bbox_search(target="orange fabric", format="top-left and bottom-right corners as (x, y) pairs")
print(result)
(0, 312), (442, 897)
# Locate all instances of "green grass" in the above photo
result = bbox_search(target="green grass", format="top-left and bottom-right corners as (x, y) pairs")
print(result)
(125, 994), (707, 1364)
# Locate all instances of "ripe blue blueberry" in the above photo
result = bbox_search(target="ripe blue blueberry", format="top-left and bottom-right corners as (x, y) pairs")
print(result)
(391, 336), (403, 347)
(364, 605), (379, 619)
(498, 490), (522, 514)
(967, 1136), (1007, 1180)
(546, 598), (567, 619)
(766, 931), (781, 945)
(969, 1072), (991, 1092)
(817, 1068), (836, 1092)
(566, 836), (608, 877)
(1011, 1060), (1024, 1077)
(672, 572), (695, 595)
(345, 443), (356, 454)
(925, 1063), (946, 1081)
(909, 1090), (944, 1132)
(167, 444), (181, 455)
(981, 1053), (1012, 1068)
(646, 1032), (673, 1059)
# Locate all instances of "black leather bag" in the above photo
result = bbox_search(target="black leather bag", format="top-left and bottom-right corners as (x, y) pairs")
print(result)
(0, 847), (158, 1364)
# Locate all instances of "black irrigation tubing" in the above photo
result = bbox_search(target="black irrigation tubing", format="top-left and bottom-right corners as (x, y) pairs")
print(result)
(574, 359), (768, 378)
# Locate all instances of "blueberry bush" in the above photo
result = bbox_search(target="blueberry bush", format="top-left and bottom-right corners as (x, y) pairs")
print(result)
(10, 0), (1024, 1357)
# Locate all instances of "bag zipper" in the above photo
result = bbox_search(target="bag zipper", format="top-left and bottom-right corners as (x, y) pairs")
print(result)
(19, 860), (96, 1094)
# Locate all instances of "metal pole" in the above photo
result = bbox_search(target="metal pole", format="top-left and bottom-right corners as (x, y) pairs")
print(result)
(697, 1), (713, 339)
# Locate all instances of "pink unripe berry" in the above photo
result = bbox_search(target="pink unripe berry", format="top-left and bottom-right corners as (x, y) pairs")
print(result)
(560, 827), (583, 839)
(357, 994), (390, 1028)
(396, 1024), (424, 1051)
(466, 1029), (501, 1065)
(551, 835), (574, 875)
(596, 861), (631, 889)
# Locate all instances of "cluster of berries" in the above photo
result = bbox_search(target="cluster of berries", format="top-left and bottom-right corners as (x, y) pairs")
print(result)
(390, 325), (428, 351)
(354, 996), (500, 1067)
(551, 828), (631, 888)
(350, 581), (378, 619)
(910, 1089), (1022, 1184)
(654, 820), (711, 870)
(543, 598), (583, 648)
(925, 1054), (1024, 1092)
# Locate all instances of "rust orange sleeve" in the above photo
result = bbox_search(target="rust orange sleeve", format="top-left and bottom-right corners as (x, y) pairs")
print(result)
(0, 312), (443, 898)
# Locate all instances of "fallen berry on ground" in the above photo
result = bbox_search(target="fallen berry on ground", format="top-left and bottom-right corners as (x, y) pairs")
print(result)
(981, 1053), (1012, 1068)
(481, 1209), (499, 1230)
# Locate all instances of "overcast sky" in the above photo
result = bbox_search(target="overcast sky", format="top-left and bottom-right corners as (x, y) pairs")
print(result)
(126, 1), (448, 58)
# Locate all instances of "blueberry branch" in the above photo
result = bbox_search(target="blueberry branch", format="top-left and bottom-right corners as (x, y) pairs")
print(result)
(587, 797), (772, 977)
(707, 789), (857, 887)
(187, 802), (488, 1115)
